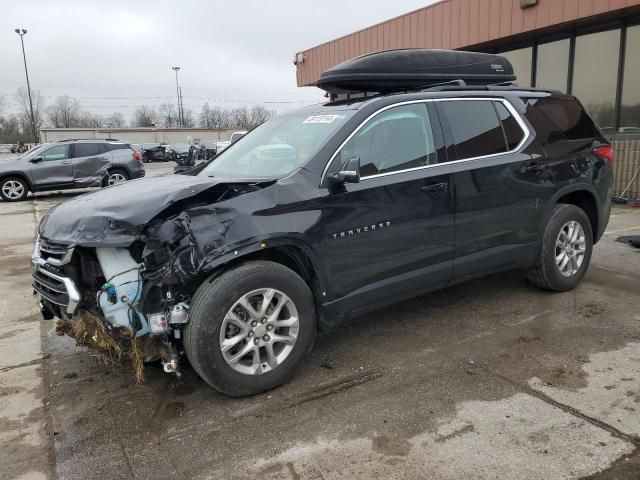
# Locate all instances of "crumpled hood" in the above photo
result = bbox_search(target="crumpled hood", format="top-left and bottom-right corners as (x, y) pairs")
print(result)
(38, 174), (242, 247)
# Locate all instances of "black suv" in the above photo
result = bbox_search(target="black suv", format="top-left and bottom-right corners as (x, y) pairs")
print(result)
(1, 139), (145, 201)
(32, 71), (612, 396)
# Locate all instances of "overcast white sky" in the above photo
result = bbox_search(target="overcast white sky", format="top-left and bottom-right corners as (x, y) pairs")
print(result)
(2, 0), (435, 121)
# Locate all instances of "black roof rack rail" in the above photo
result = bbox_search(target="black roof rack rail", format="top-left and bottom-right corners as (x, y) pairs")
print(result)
(54, 138), (120, 142)
(417, 81), (554, 93)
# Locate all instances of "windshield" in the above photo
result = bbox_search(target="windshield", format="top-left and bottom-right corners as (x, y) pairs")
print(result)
(17, 144), (49, 160)
(199, 112), (350, 178)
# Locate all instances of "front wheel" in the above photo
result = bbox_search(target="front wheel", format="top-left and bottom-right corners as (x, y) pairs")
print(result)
(527, 204), (593, 291)
(184, 261), (316, 396)
(0, 177), (29, 201)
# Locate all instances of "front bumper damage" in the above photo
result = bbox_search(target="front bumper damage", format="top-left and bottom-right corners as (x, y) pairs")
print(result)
(32, 236), (185, 381)
(31, 174), (283, 382)
(31, 172), (319, 381)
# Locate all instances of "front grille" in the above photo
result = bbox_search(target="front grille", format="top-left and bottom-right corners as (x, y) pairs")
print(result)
(39, 238), (70, 262)
(32, 236), (80, 316)
(32, 269), (70, 307)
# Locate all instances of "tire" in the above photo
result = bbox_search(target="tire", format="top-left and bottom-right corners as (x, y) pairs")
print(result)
(0, 176), (29, 201)
(184, 261), (317, 396)
(526, 204), (593, 292)
(102, 169), (129, 187)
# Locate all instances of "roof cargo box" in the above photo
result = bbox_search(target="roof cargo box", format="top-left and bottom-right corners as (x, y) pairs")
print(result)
(316, 49), (516, 94)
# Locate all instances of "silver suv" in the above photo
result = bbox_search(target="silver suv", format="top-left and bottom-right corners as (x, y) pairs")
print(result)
(0, 139), (145, 201)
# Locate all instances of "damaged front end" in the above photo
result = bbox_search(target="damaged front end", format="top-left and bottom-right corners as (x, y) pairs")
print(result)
(32, 237), (182, 381)
(32, 174), (275, 381)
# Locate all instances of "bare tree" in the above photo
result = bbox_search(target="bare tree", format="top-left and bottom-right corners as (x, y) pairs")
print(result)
(227, 106), (275, 130)
(199, 104), (275, 130)
(15, 88), (46, 140)
(0, 115), (24, 144)
(105, 112), (126, 128)
(132, 105), (158, 127)
(47, 95), (81, 128)
(158, 103), (178, 127)
(199, 103), (232, 128)
(78, 112), (104, 128)
(248, 105), (274, 128)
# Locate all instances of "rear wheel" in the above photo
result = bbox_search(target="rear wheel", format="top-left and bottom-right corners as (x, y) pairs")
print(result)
(184, 261), (316, 396)
(527, 204), (593, 291)
(0, 177), (29, 201)
(103, 169), (129, 187)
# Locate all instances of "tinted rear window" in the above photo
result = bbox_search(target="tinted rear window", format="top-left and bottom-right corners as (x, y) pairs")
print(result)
(439, 100), (507, 160)
(532, 97), (600, 140)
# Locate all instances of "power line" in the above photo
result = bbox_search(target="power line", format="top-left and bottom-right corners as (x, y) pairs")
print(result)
(0, 80), (317, 96)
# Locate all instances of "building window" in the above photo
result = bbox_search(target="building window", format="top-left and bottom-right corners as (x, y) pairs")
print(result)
(535, 38), (570, 93)
(501, 47), (532, 87)
(620, 25), (640, 132)
(572, 29), (621, 131)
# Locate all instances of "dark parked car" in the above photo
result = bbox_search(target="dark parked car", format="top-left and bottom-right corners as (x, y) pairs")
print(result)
(139, 143), (167, 163)
(165, 143), (195, 166)
(32, 50), (612, 397)
(0, 139), (144, 201)
(198, 141), (218, 160)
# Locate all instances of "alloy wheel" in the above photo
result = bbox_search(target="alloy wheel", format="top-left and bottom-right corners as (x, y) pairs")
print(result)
(107, 173), (127, 185)
(219, 288), (299, 375)
(555, 220), (586, 277)
(2, 180), (25, 200)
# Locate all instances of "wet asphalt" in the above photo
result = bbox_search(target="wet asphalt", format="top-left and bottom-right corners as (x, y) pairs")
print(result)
(1, 160), (639, 479)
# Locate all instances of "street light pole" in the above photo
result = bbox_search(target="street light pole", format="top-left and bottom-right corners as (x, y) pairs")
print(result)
(172, 66), (182, 127)
(14, 28), (37, 143)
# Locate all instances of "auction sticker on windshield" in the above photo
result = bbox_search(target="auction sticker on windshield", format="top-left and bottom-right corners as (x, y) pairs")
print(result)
(303, 115), (340, 124)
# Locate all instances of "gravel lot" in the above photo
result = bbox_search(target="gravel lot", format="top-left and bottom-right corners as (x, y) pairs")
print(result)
(1, 158), (639, 479)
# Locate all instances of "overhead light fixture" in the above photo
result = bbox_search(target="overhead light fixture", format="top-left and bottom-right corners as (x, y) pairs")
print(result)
(293, 52), (305, 66)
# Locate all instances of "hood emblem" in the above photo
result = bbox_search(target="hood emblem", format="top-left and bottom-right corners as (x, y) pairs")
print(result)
(331, 221), (391, 239)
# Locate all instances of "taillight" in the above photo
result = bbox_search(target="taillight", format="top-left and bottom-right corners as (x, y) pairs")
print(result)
(593, 145), (614, 164)
(132, 151), (142, 162)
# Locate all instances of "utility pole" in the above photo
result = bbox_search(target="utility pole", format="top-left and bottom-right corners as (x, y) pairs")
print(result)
(14, 28), (37, 143)
(172, 66), (182, 127)
(179, 86), (185, 127)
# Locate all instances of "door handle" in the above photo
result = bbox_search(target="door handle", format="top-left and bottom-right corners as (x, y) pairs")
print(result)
(525, 162), (546, 172)
(421, 182), (448, 194)
(61, 160), (71, 165)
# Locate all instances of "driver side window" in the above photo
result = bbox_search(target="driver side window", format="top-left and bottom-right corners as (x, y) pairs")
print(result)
(41, 145), (70, 161)
(338, 103), (437, 178)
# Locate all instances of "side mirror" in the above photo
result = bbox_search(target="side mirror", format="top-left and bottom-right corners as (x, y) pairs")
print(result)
(30, 157), (43, 164)
(329, 156), (360, 185)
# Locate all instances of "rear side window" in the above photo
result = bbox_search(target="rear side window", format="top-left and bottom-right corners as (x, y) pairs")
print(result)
(532, 97), (600, 140)
(104, 143), (131, 151)
(338, 103), (437, 177)
(494, 102), (525, 150)
(73, 143), (100, 157)
(439, 100), (507, 159)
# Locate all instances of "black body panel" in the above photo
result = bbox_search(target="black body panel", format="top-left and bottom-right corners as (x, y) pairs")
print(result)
(37, 87), (614, 328)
